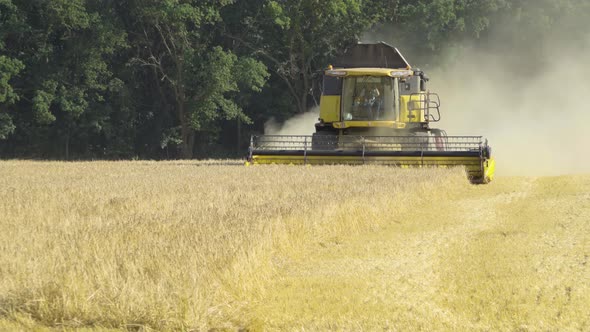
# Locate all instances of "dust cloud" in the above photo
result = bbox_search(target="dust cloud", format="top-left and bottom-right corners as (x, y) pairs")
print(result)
(430, 40), (590, 176)
(267, 7), (590, 176)
(364, 9), (590, 176)
(264, 108), (319, 136)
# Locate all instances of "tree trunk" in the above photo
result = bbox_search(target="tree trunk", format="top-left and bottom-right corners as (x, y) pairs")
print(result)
(175, 58), (193, 159)
(65, 133), (70, 160)
(236, 118), (241, 154)
(300, 92), (308, 114)
(178, 100), (193, 159)
(300, 57), (311, 113)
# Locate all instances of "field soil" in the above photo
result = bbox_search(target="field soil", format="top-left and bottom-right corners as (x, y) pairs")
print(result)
(0, 162), (588, 331)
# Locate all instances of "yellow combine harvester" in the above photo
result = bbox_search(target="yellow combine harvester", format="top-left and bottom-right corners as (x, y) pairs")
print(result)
(248, 42), (495, 184)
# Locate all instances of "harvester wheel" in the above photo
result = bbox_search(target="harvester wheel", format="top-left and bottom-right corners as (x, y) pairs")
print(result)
(470, 176), (491, 185)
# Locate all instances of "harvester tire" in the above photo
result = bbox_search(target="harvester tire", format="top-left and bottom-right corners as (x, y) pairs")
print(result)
(470, 176), (491, 185)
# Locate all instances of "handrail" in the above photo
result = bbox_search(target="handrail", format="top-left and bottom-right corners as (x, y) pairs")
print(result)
(251, 135), (485, 153)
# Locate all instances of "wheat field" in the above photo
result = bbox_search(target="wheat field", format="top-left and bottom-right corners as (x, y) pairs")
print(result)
(0, 161), (589, 331)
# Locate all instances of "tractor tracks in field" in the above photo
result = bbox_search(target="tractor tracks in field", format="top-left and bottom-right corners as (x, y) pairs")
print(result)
(449, 176), (538, 243)
(252, 177), (541, 329)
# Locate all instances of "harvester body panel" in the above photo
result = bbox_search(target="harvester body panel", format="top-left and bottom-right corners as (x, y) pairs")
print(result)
(319, 95), (341, 123)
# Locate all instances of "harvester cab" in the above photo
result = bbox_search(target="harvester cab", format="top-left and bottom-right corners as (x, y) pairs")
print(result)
(248, 42), (495, 184)
(317, 68), (440, 132)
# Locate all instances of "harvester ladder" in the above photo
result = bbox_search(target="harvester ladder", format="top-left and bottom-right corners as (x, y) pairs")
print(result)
(248, 136), (254, 161)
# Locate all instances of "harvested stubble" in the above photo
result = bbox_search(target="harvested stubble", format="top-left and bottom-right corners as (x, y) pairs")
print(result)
(0, 161), (464, 330)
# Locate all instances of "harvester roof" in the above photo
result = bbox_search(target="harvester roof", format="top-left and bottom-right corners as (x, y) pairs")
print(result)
(333, 42), (411, 69)
(325, 68), (414, 78)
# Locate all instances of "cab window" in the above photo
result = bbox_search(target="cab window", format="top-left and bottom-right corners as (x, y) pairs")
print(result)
(341, 76), (396, 121)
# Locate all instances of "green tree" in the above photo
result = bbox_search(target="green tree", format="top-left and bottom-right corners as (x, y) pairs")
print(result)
(1, 0), (588, 160)
(1, 0), (127, 158)
(0, 56), (23, 139)
(366, 0), (510, 63)
(127, 0), (268, 158)
(0, 0), (24, 139)
(224, 0), (375, 115)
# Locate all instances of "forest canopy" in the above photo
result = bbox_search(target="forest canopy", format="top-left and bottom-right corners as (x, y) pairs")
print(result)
(0, 0), (587, 159)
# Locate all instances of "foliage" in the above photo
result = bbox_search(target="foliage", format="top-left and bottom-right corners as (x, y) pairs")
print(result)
(124, 0), (268, 157)
(223, 0), (373, 115)
(0, 0), (588, 158)
(0, 56), (23, 139)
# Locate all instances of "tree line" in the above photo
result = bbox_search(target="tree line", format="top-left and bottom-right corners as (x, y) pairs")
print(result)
(0, 0), (586, 159)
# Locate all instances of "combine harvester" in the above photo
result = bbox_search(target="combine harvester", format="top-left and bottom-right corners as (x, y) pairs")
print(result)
(247, 42), (495, 184)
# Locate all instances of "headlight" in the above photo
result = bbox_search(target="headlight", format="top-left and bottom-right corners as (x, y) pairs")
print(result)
(326, 70), (347, 77)
(390, 70), (413, 78)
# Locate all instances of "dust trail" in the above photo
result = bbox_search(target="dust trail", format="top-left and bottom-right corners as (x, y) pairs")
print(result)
(363, 8), (590, 176)
(268, 7), (590, 175)
(264, 108), (319, 135)
(430, 41), (590, 176)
